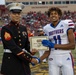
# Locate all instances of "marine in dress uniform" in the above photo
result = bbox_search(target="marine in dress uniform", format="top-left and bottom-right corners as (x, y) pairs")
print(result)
(1, 2), (39, 75)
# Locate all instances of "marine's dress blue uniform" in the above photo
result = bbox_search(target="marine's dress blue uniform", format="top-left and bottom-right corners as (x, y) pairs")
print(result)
(1, 21), (32, 75)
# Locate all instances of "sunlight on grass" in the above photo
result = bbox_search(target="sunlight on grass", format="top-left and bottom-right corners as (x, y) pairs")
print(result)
(0, 44), (3, 63)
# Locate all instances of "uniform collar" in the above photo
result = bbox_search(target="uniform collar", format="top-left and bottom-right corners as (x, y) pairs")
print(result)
(10, 21), (20, 26)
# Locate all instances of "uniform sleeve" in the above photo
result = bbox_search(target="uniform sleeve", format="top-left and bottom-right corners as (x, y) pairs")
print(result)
(1, 27), (32, 62)
(24, 27), (30, 53)
(43, 26), (47, 36)
(65, 19), (75, 29)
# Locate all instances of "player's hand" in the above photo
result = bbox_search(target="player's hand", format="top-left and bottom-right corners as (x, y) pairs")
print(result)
(42, 40), (55, 48)
(31, 56), (41, 66)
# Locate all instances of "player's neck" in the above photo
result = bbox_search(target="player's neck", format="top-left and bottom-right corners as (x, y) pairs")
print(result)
(52, 20), (60, 26)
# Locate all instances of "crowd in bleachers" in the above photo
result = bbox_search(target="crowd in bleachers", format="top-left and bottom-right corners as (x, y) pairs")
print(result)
(0, 10), (76, 36)
(22, 10), (76, 36)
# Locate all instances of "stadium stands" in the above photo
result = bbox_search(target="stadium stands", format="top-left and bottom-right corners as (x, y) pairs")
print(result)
(0, 10), (76, 36)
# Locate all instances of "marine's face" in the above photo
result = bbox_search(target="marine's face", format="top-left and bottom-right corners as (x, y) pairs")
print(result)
(10, 12), (21, 23)
(49, 11), (60, 23)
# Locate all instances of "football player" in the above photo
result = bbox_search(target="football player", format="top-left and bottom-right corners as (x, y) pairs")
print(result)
(40, 7), (75, 75)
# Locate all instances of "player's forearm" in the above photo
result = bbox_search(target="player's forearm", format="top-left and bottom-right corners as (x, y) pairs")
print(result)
(40, 51), (50, 61)
(54, 43), (75, 50)
(42, 40), (75, 50)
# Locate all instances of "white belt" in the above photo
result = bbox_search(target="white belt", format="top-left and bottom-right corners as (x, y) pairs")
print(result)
(4, 49), (12, 53)
(4, 48), (26, 53)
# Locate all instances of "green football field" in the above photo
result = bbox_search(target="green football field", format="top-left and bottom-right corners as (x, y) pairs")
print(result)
(0, 44), (3, 63)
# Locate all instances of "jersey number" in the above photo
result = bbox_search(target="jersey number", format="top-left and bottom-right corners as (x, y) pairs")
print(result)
(53, 35), (61, 44)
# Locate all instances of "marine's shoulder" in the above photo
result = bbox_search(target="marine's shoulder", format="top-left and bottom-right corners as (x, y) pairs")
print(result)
(2, 24), (9, 29)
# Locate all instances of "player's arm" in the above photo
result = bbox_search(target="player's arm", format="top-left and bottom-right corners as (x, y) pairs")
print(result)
(54, 29), (75, 50)
(31, 50), (50, 66)
(42, 20), (75, 50)
(42, 29), (75, 50)
(40, 50), (50, 62)
(54, 20), (75, 50)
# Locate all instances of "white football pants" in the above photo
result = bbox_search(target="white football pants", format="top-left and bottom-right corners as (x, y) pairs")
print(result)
(48, 53), (74, 75)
